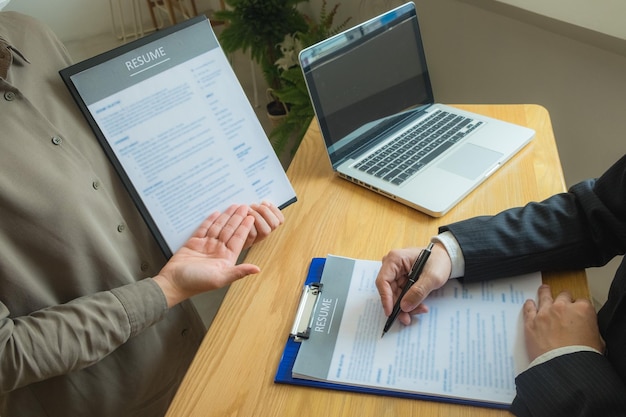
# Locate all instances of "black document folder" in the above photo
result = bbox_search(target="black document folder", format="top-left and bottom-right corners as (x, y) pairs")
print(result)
(60, 16), (296, 258)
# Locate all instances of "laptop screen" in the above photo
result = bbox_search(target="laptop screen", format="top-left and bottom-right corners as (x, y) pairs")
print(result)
(299, 2), (434, 166)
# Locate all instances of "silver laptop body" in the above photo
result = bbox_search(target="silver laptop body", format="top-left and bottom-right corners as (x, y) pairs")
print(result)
(298, 1), (534, 217)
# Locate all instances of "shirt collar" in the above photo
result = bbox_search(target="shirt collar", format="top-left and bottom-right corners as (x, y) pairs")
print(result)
(0, 35), (30, 63)
(0, 35), (29, 80)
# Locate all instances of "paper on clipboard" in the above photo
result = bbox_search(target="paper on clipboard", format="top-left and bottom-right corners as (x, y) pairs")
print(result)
(277, 255), (540, 408)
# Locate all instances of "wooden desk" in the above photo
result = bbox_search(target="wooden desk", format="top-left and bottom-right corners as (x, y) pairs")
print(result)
(166, 104), (588, 416)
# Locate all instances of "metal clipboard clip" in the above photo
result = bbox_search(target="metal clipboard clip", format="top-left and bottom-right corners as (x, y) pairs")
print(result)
(290, 282), (323, 342)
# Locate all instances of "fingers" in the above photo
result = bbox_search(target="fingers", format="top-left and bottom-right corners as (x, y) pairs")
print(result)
(249, 201), (285, 231)
(536, 284), (554, 308)
(376, 244), (450, 325)
(522, 284), (604, 360)
(531, 284), (574, 313)
(191, 202), (283, 253)
(375, 249), (415, 316)
(192, 208), (231, 238)
(526, 285), (592, 317)
(523, 298), (538, 323)
(193, 204), (238, 237)
(524, 285), (555, 321)
(246, 202), (285, 248)
(200, 205), (255, 248)
(554, 290), (574, 304)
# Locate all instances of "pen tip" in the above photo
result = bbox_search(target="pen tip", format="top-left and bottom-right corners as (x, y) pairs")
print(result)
(381, 332), (385, 338)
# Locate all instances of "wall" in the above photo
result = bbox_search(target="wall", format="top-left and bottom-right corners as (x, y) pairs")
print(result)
(4, 0), (624, 305)
(494, 0), (626, 40)
(4, 0), (218, 42)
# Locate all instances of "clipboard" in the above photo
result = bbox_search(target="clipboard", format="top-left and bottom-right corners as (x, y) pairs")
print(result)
(59, 16), (296, 258)
(274, 258), (509, 409)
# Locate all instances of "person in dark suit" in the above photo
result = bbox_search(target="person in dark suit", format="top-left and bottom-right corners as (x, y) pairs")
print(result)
(376, 154), (626, 416)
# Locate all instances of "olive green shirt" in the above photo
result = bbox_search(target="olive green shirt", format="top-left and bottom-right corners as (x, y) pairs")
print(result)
(0, 11), (205, 416)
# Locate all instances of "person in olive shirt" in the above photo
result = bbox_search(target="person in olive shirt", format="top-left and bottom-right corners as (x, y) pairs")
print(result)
(0, 10), (284, 417)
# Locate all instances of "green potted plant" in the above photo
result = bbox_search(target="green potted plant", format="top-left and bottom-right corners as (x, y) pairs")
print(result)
(269, 0), (350, 155)
(215, 0), (309, 121)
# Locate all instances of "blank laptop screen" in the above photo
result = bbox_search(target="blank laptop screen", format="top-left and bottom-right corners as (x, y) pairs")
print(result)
(300, 5), (434, 165)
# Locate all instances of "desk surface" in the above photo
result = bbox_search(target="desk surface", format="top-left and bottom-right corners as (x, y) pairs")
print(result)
(166, 104), (588, 417)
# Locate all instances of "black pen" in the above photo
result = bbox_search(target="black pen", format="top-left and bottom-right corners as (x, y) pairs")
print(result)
(381, 242), (434, 338)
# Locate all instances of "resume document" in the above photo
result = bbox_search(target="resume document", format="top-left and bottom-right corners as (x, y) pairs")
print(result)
(61, 18), (296, 256)
(292, 255), (541, 406)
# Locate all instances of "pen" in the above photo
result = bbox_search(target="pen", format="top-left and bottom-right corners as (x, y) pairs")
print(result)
(381, 242), (434, 338)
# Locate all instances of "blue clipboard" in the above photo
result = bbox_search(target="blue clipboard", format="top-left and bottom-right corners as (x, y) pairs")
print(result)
(273, 258), (507, 409)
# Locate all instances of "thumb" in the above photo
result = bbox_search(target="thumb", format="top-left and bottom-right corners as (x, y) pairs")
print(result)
(224, 263), (261, 284)
(399, 243), (451, 314)
(400, 278), (436, 313)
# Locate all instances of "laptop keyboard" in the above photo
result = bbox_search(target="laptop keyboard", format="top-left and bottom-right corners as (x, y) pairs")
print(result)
(353, 110), (483, 185)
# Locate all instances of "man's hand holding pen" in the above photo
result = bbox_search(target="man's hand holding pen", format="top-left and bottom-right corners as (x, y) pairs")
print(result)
(375, 242), (452, 329)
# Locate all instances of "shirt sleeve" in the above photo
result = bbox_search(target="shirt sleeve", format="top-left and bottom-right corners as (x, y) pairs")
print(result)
(528, 345), (602, 368)
(431, 231), (466, 279)
(0, 278), (168, 392)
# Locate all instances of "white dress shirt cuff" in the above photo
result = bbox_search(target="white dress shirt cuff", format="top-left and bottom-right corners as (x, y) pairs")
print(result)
(526, 345), (603, 370)
(431, 231), (465, 279)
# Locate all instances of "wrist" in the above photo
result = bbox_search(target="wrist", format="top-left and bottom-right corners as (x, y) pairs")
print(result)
(152, 274), (185, 308)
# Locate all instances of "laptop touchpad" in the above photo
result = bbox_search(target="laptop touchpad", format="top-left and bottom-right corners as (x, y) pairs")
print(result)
(438, 143), (503, 180)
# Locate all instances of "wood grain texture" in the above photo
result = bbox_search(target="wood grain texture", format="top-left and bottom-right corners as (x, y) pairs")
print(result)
(165, 104), (588, 417)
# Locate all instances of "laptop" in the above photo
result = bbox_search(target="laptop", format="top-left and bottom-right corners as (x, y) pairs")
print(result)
(298, 2), (534, 217)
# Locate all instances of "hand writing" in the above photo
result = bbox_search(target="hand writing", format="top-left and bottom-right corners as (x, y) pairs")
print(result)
(375, 243), (451, 325)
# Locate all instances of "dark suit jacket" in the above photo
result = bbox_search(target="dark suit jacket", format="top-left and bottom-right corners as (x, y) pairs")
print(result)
(441, 154), (626, 416)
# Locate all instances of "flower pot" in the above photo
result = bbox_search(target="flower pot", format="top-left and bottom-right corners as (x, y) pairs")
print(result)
(266, 88), (288, 127)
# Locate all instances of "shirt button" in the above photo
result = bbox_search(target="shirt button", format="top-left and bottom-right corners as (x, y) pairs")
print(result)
(117, 224), (126, 233)
(51, 136), (62, 145)
(140, 262), (149, 272)
(4, 91), (15, 101)
(92, 180), (101, 190)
